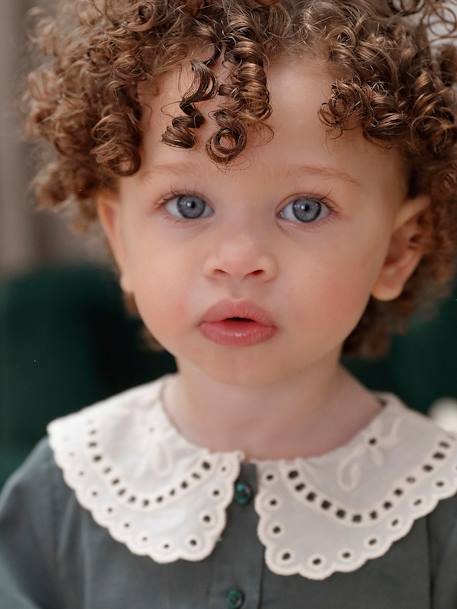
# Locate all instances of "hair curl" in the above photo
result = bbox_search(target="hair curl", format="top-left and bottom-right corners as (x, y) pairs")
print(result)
(23, 0), (457, 358)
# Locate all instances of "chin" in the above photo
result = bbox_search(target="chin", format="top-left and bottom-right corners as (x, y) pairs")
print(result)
(192, 348), (304, 388)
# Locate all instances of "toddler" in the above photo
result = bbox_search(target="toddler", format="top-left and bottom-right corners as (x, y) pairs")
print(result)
(2, 0), (457, 607)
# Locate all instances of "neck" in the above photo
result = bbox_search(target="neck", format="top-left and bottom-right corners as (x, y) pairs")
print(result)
(162, 355), (382, 461)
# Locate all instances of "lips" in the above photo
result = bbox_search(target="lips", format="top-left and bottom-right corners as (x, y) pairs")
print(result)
(200, 299), (275, 326)
(199, 299), (277, 347)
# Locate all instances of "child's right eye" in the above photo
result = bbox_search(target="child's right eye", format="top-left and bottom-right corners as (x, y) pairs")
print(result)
(159, 191), (213, 223)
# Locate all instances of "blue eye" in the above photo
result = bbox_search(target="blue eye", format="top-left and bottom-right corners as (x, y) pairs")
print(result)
(159, 191), (333, 226)
(279, 197), (330, 224)
(164, 193), (212, 220)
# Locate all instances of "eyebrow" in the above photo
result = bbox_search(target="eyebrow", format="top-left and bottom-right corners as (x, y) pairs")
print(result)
(141, 161), (360, 187)
(285, 163), (361, 187)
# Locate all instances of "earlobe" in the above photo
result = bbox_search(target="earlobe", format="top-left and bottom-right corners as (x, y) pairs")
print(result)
(96, 191), (132, 293)
(371, 193), (431, 302)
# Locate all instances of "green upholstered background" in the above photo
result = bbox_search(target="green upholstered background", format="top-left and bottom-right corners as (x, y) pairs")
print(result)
(0, 264), (176, 489)
(1, 263), (456, 489)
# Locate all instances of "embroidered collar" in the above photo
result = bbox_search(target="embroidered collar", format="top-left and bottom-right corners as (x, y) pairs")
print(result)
(48, 373), (457, 580)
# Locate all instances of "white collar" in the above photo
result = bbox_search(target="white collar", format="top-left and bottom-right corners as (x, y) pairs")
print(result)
(48, 373), (457, 580)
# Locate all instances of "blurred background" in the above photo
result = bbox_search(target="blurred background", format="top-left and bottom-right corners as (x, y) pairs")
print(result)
(0, 1), (177, 489)
(1, 2), (457, 490)
(0, 1), (108, 276)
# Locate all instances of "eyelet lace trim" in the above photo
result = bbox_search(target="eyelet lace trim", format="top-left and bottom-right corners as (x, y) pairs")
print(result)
(254, 408), (457, 579)
(48, 379), (243, 562)
(47, 374), (457, 579)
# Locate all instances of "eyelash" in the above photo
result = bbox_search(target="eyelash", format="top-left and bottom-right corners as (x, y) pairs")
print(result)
(154, 187), (337, 227)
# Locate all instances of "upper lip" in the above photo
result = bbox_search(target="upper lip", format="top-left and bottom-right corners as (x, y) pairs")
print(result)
(200, 299), (276, 326)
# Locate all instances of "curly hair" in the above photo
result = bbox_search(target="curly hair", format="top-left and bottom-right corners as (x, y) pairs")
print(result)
(23, 0), (457, 358)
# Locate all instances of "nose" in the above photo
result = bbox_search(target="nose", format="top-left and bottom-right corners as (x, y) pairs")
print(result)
(203, 232), (278, 283)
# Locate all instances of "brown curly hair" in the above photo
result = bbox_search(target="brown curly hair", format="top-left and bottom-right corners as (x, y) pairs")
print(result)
(23, 0), (457, 358)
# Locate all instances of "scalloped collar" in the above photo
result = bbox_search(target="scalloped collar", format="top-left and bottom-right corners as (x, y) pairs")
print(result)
(47, 373), (457, 580)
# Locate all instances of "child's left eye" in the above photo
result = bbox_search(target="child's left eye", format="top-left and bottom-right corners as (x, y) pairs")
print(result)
(279, 197), (332, 224)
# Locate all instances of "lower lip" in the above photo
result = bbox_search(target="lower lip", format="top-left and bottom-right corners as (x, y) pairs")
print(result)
(199, 319), (278, 346)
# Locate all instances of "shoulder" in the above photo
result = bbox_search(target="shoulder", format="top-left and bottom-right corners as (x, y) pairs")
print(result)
(0, 435), (72, 521)
(41, 372), (238, 564)
(427, 484), (457, 568)
(1, 436), (55, 498)
(378, 395), (457, 577)
(425, 478), (457, 607)
(428, 487), (457, 536)
(0, 436), (66, 582)
(0, 438), (64, 606)
(2, 376), (169, 514)
(372, 393), (457, 518)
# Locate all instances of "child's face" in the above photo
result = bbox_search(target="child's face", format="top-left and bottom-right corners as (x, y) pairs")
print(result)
(98, 55), (429, 386)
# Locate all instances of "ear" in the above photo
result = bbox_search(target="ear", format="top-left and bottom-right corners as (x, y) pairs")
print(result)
(371, 193), (431, 301)
(96, 190), (133, 293)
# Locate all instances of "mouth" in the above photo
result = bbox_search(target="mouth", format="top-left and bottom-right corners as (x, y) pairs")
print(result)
(226, 317), (252, 321)
(199, 300), (277, 346)
(220, 317), (260, 327)
(199, 314), (278, 346)
(200, 299), (276, 327)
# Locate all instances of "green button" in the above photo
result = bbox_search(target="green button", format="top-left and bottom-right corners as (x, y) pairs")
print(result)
(226, 587), (245, 609)
(234, 481), (253, 506)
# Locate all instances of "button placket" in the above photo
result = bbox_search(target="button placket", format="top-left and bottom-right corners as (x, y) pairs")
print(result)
(226, 587), (245, 609)
(208, 462), (262, 609)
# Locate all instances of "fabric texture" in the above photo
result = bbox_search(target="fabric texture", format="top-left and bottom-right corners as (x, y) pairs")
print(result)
(1, 373), (457, 608)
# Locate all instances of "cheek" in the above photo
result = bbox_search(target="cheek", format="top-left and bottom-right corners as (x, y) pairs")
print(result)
(125, 239), (191, 336)
(318, 268), (371, 325)
(289, 266), (370, 324)
(286, 236), (386, 337)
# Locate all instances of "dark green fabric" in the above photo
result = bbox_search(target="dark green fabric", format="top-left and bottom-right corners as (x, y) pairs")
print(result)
(1, 437), (457, 608)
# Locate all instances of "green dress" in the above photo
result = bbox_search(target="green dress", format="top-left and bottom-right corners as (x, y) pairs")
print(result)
(1, 373), (457, 608)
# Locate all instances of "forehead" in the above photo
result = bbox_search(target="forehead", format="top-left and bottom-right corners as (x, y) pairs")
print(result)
(138, 53), (406, 192)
